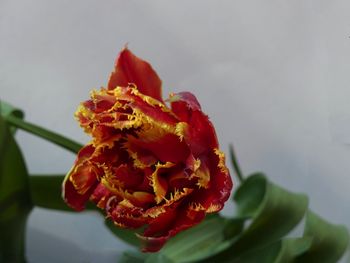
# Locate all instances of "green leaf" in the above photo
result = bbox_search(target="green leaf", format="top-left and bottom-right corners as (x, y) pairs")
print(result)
(296, 210), (350, 263)
(223, 217), (246, 240)
(0, 115), (32, 262)
(236, 173), (308, 249)
(274, 238), (312, 263)
(29, 175), (70, 211)
(0, 101), (24, 119)
(105, 219), (142, 248)
(147, 215), (237, 263)
(5, 115), (83, 153)
(234, 173), (266, 217)
(0, 101), (24, 134)
(205, 173), (309, 261)
(145, 254), (173, 263)
(231, 238), (312, 263)
(119, 251), (147, 263)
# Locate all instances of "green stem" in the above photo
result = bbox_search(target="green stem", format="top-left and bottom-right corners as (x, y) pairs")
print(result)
(6, 115), (82, 154)
(229, 144), (244, 183)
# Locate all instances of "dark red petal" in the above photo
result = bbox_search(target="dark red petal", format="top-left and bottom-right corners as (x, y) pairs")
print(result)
(108, 47), (163, 102)
(148, 163), (173, 204)
(90, 183), (112, 209)
(108, 199), (148, 228)
(170, 92), (219, 156)
(62, 145), (99, 211)
(168, 167), (194, 190)
(189, 150), (233, 213)
(76, 144), (95, 160)
(76, 86), (177, 142)
(170, 92), (201, 120)
(143, 205), (177, 237)
(127, 133), (190, 164)
(128, 191), (155, 208)
(62, 174), (97, 211)
(82, 94), (116, 114)
(113, 164), (144, 188)
(139, 203), (205, 252)
(136, 167), (154, 192)
(136, 235), (168, 253)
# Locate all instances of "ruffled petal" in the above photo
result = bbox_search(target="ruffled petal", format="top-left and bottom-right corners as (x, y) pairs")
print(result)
(108, 47), (163, 102)
(138, 202), (205, 252)
(126, 133), (190, 164)
(90, 183), (112, 209)
(62, 176), (95, 211)
(76, 86), (178, 142)
(149, 162), (174, 204)
(188, 149), (233, 213)
(107, 198), (148, 228)
(62, 145), (99, 211)
(169, 92), (219, 156)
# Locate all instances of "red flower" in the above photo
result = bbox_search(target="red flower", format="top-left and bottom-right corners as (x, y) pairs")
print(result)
(62, 47), (233, 252)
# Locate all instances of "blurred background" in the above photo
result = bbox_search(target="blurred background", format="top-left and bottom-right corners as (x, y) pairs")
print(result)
(1, 0), (350, 262)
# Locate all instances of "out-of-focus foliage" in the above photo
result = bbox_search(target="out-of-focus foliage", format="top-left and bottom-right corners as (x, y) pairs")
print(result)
(0, 103), (31, 262)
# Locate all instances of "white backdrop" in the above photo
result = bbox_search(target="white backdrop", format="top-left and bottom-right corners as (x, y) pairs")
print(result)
(1, 1), (350, 262)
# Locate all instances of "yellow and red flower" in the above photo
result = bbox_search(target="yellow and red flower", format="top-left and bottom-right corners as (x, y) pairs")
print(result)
(62, 47), (233, 252)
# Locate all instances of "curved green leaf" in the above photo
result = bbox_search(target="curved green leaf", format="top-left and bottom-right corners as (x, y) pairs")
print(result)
(0, 101), (24, 134)
(29, 175), (71, 211)
(0, 101), (24, 119)
(230, 238), (312, 263)
(145, 254), (173, 263)
(159, 215), (227, 262)
(105, 219), (142, 248)
(0, 116), (32, 262)
(205, 173), (309, 261)
(234, 173), (309, 251)
(274, 238), (312, 263)
(119, 251), (146, 263)
(145, 215), (242, 263)
(296, 210), (349, 263)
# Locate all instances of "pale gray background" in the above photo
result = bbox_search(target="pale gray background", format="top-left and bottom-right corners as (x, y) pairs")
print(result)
(1, 0), (350, 262)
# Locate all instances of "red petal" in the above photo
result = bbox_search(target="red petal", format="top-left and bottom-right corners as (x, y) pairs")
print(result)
(62, 145), (99, 211)
(62, 177), (96, 211)
(136, 235), (168, 253)
(127, 133), (190, 164)
(76, 86), (177, 142)
(128, 191), (155, 207)
(108, 47), (163, 102)
(112, 164), (144, 188)
(139, 203), (205, 252)
(170, 92), (219, 156)
(149, 163), (173, 204)
(189, 149), (233, 213)
(143, 205), (177, 238)
(170, 92), (201, 119)
(90, 183), (112, 209)
(108, 199), (148, 228)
